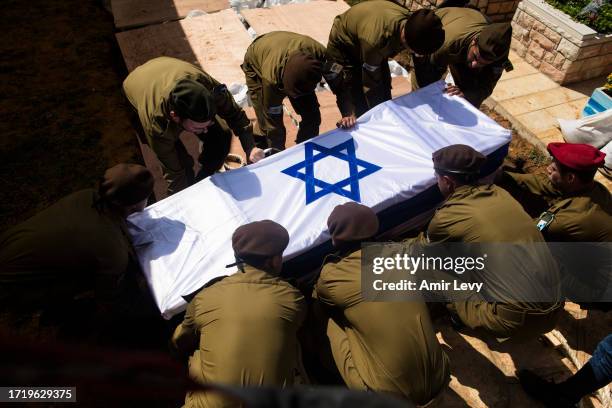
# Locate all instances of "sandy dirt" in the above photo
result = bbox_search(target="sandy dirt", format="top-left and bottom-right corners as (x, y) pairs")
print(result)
(0, 0), (140, 231)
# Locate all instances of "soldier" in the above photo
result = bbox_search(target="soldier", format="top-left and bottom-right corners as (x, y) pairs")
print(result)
(242, 31), (329, 150)
(503, 142), (611, 242)
(411, 7), (513, 108)
(0, 164), (154, 310)
(123, 57), (264, 196)
(425, 145), (563, 340)
(170, 220), (306, 408)
(326, 2), (445, 128)
(314, 202), (450, 405)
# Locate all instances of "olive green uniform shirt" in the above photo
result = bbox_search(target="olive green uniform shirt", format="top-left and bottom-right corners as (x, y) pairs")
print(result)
(171, 266), (306, 408)
(123, 57), (254, 193)
(427, 184), (562, 338)
(0, 189), (131, 303)
(326, 0), (408, 116)
(315, 250), (450, 405)
(242, 31), (326, 148)
(412, 7), (505, 107)
(504, 172), (612, 242)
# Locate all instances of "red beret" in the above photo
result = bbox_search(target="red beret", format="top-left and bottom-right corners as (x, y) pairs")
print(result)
(547, 142), (606, 171)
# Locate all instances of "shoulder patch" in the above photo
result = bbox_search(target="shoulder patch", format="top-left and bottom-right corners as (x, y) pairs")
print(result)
(362, 63), (379, 72)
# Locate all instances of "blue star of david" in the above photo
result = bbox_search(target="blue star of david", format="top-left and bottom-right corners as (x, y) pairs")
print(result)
(281, 138), (382, 205)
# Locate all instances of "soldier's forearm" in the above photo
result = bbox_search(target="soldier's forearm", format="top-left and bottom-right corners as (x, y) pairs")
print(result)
(237, 127), (255, 156)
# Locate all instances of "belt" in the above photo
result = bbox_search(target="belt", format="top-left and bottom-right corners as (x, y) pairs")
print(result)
(493, 302), (564, 321)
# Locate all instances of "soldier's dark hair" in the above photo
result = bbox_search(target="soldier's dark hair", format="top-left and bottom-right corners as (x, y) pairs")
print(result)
(556, 160), (597, 184)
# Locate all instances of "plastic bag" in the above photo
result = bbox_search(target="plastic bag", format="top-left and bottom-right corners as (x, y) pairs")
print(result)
(558, 109), (612, 149)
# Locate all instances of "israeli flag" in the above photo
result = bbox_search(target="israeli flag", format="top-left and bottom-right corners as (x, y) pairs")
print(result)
(127, 81), (511, 318)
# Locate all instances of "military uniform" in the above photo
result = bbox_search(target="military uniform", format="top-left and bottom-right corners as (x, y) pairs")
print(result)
(171, 265), (306, 408)
(123, 57), (255, 195)
(242, 31), (326, 150)
(411, 7), (507, 107)
(314, 249), (450, 404)
(504, 172), (612, 242)
(326, 0), (410, 117)
(427, 184), (563, 339)
(0, 189), (133, 307)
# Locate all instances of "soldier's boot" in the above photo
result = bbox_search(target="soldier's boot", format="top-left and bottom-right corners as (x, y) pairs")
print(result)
(518, 364), (600, 408)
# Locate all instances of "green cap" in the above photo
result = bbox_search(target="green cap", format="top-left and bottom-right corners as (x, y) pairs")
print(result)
(170, 79), (216, 122)
(478, 23), (512, 62)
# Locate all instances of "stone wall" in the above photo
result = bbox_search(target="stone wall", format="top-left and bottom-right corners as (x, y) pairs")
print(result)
(395, 0), (518, 22)
(511, 0), (612, 84)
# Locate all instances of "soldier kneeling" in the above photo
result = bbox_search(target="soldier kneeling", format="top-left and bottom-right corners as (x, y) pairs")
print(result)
(170, 220), (306, 408)
(314, 202), (450, 406)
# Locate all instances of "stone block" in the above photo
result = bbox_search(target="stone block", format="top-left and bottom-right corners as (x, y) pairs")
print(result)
(478, 0), (488, 8)
(577, 44), (602, 60)
(557, 38), (581, 61)
(552, 52), (566, 69)
(516, 9), (535, 30)
(513, 9), (522, 22)
(525, 51), (542, 68)
(499, 0), (516, 13)
(561, 59), (583, 74)
(601, 41), (612, 55)
(543, 27), (562, 46)
(581, 55), (606, 71)
(487, 2), (501, 14)
(582, 66), (607, 79)
(511, 23), (528, 41)
(528, 42), (546, 59)
(532, 20), (547, 34)
(539, 61), (565, 83)
(511, 40), (527, 57)
(562, 71), (587, 84)
(543, 51), (555, 64)
(530, 30), (555, 51)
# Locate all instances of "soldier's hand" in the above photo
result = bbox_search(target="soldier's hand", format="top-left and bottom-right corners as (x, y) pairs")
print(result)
(249, 147), (265, 163)
(336, 115), (357, 129)
(444, 84), (464, 98)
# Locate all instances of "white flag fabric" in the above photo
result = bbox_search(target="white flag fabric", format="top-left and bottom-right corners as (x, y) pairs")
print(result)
(127, 81), (512, 318)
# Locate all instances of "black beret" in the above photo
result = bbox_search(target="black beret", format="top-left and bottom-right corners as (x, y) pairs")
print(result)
(404, 9), (445, 55)
(170, 79), (216, 122)
(327, 202), (379, 245)
(432, 144), (486, 175)
(478, 23), (512, 62)
(232, 220), (290, 260)
(282, 52), (323, 98)
(99, 164), (154, 205)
